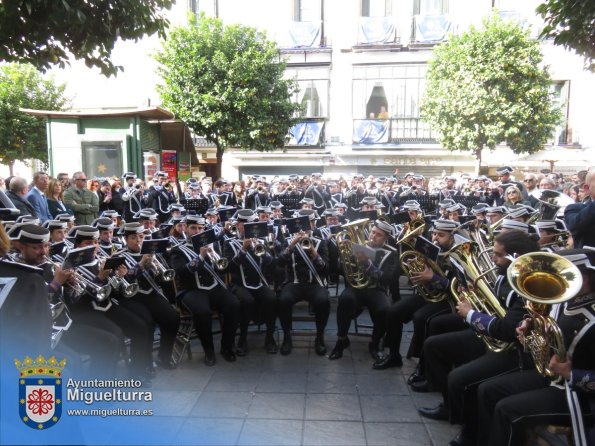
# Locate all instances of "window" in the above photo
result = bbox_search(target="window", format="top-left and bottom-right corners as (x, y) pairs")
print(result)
(550, 81), (570, 145)
(294, 0), (320, 22)
(353, 65), (427, 119)
(188, 0), (218, 17)
(293, 79), (329, 118)
(81, 142), (123, 178)
(413, 0), (448, 15)
(361, 0), (391, 17)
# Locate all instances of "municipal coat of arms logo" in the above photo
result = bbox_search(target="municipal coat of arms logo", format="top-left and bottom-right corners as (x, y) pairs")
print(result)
(15, 355), (66, 429)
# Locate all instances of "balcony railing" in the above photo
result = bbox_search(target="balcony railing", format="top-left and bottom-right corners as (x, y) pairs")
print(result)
(353, 118), (438, 144)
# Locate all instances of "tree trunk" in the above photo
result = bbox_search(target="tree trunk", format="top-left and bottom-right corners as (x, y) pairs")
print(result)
(214, 144), (223, 180)
(474, 148), (483, 175)
(8, 160), (14, 177)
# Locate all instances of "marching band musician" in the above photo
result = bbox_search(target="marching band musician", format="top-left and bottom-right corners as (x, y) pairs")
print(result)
(535, 220), (565, 251)
(373, 219), (458, 371)
(277, 210), (330, 356)
(147, 171), (176, 223)
(477, 248), (595, 446)
(222, 209), (279, 355)
(4, 224), (121, 377)
(47, 219), (69, 247)
(64, 225), (154, 380)
(328, 219), (398, 361)
(118, 222), (180, 370)
(418, 230), (540, 446)
(169, 215), (240, 366)
(93, 217), (122, 254)
(318, 208), (341, 284)
(137, 208), (160, 233)
(168, 215), (187, 243)
(120, 172), (147, 223)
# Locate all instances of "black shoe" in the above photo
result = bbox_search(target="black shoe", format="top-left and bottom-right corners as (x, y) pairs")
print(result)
(220, 347), (237, 362)
(280, 335), (293, 356)
(156, 357), (177, 370)
(410, 379), (430, 393)
(314, 336), (327, 356)
(265, 334), (278, 354)
(328, 338), (350, 360)
(372, 354), (403, 370)
(418, 403), (449, 421)
(368, 341), (381, 361)
(204, 350), (216, 367)
(407, 368), (425, 385)
(448, 427), (475, 446)
(235, 337), (247, 357)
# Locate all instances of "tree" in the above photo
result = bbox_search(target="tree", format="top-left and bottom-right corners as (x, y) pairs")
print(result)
(155, 15), (300, 179)
(0, 0), (173, 76)
(537, 0), (595, 71)
(421, 15), (562, 170)
(0, 63), (69, 175)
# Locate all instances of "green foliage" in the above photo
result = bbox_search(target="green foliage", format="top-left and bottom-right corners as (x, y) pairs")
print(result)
(537, 0), (595, 71)
(155, 15), (300, 170)
(0, 0), (173, 76)
(421, 15), (562, 161)
(0, 63), (69, 171)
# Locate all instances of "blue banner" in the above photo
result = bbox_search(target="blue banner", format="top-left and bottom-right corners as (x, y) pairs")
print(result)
(357, 17), (396, 44)
(288, 21), (321, 48)
(414, 14), (452, 43)
(288, 121), (324, 146)
(352, 119), (389, 144)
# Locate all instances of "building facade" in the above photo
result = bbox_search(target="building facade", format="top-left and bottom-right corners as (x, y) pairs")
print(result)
(46, 0), (594, 180)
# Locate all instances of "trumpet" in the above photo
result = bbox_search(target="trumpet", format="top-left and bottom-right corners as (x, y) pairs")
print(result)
(251, 238), (267, 257)
(107, 274), (139, 298)
(299, 237), (313, 250)
(207, 246), (229, 270)
(149, 254), (175, 282)
(45, 256), (112, 303)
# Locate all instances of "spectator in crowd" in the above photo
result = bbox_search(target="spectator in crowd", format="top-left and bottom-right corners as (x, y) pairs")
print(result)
(98, 180), (115, 213)
(565, 169), (595, 248)
(539, 177), (556, 190)
(0, 177), (5, 192)
(57, 172), (70, 190)
(25, 171), (52, 222)
(62, 171), (99, 225)
(45, 178), (70, 218)
(503, 185), (530, 208)
(5, 177), (36, 218)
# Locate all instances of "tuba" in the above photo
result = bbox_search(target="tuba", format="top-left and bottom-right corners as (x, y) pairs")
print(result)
(531, 189), (575, 221)
(447, 241), (510, 352)
(336, 218), (373, 289)
(508, 252), (582, 376)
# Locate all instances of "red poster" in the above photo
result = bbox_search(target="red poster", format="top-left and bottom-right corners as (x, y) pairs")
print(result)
(162, 150), (177, 180)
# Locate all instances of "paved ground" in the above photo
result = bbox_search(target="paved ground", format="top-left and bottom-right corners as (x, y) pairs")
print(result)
(147, 292), (460, 446)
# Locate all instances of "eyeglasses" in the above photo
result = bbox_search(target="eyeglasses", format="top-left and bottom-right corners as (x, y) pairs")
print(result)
(523, 179), (534, 183)
(76, 178), (87, 181)
(507, 191), (517, 195)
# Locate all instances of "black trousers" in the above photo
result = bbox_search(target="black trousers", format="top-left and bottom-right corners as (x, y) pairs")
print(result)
(384, 294), (450, 359)
(71, 300), (152, 375)
(336, 287), (390, 345)
(489, 384), (593, 446)
(60, 322), (122, 378)
(179, 285), (239, 351)
(447, 349), (525, 426)
(475, 369), (549, 445)
(232, 285), (278, 335)
(424, 329), (486, 399)
(126, 292), (180, 363)
(278, 282), (329, 335)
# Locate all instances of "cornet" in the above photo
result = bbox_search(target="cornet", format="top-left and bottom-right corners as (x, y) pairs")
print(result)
(107, 273), (139, 298)
(250, 238), (267, 257)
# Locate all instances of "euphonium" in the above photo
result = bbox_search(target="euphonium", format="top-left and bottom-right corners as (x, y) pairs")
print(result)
(508, 252), (583, 376)
(399, 250), (448, 303)
(336, 218), (373, 289)
(447, 241), (510, 352)
(396, 217), (426, 250)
